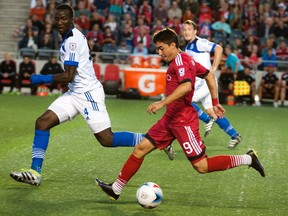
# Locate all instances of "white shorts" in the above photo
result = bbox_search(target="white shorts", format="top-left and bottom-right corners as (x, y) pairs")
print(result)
(192, 82), (212, 110)
(48, 87), (111, 133)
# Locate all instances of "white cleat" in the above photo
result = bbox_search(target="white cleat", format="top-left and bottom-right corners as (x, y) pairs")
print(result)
(227, 134), (242, 148)
(204, 118), (215, 137)
(164, 144), (175, 160)
(10, 169), (42, 186)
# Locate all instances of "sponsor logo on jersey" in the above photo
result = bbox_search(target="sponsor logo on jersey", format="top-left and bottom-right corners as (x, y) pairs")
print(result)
(178, 67), (185, 76)
(69, 42), (77, 51)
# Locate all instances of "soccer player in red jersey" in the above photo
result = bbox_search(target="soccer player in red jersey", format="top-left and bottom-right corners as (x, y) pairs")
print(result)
(96, 28), (265, 200)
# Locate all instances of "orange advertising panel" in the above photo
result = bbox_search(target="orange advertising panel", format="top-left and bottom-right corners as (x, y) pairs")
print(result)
(123, 67), (166, 97)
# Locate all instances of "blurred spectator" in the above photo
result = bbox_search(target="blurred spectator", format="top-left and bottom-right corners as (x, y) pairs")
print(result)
(276, 39), (288, 60)
(167, 1), (182, 21)
(75, 0), (91, 18)
(18, 28), (39, 52)
(133, 41), (148, 55)
(38, 33), (55, 50)
(86, 23), (104, 50)
(120, 13), (134, 29)
(258, 2), (273, 23)
(75, 12), (90, 35)
(152, 19), (165, 33)
(133, 16), (150, 36)
(139, 0), (152, 25)
(198, 0), (212, 24)
(215, 0), (229, 21)
(38, 22), (58, 49)
(30, 0), (46, 8)
(274, 19), (288, 38)
(40, 55), (66, 93)
(93, 0), (110, 15)
(182, 8), (195, 23)
(280, 72), (288, 107)
(18, 55), (37, 95)
(30, 0), (46, 21)
(261, 47), (277, 68)
(45, 1), (56, 17)
(243, 18), (258, 38)
(90, 12), (105, 31)
(234, 66), (256, 105)
(224, 45), (244, 79)
(119, 23), (134, 46)
(199, 18), (212, 38)
(14, 18), (39, 39)
(244, 44), (262, 69)
(257, 15), (275, 40)
(0, 53), (17, 93)
(31, 13), (44, 33)
(242, 34), (258, 56)
(102, 26), (117, 45)
(152, 1), (168, 23)
(109, 0), (123, 16)
(122, 0), (137, 15)
(256, 64), (280, 108)
(273, 2), (288, 24)
(87, 37), (102, 52)
(228, 3), (242, 29)
(104, 14), (118, 32)
(212, 16), (231, 37)
(116, 40), (132, 64)
(243, 1), (258, 21)
(133, 26), (151, 49)
(167, 16), (182, 34)
(181, 0), (199, 17)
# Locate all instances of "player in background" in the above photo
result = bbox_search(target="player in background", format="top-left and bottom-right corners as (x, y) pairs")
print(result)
(96, 28), (265, 201)
(10, 4), (144, 186)
(182, 20), (242, 148)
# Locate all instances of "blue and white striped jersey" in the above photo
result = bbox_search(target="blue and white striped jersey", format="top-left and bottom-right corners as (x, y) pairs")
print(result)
(60, 27), (101, 93)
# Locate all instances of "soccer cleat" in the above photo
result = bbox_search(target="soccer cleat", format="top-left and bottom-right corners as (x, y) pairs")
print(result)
(10, 169), (42, 186)
(227, 134), (242, 148)
(95, 178), (120, 200)
(164, 144), (175, 160)
(246, 150), (265, 177)
(204, 117), (215, 137)
(273, 102), (279, 108)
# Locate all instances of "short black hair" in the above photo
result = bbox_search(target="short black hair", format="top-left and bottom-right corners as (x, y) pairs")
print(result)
(56, 3), (74, 19)
(152, 27), (179, 48)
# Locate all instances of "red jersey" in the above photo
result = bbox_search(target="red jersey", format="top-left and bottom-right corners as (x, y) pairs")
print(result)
(165, 52), (208, 125)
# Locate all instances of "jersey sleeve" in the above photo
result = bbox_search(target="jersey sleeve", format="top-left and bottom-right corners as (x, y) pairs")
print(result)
(174, 54), (194, 84)
(63, 36), (81, 67)
(197, 38), (217, 53)
(195, 60), (209, 78)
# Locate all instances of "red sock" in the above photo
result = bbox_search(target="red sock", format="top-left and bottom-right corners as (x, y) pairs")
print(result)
(117, 154), (144, 183)
(207, 155), (241, 173)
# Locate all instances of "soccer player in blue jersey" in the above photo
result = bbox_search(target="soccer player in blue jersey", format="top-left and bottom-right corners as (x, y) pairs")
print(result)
(182, 20), (242, 148)
(10, 4), (144, 186)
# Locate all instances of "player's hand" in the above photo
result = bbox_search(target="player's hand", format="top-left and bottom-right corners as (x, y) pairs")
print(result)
(213, 104), (225, 118)
(147, 101), (164, 115)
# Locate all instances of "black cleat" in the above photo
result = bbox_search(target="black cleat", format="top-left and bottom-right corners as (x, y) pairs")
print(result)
(246, 150), (265, 177)
(95, 178), (120, 200)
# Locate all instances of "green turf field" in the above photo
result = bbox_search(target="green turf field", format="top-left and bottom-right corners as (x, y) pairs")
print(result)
(0, 95), (287, 216)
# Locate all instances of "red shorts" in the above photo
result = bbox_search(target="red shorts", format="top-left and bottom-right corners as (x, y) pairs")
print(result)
(146, 115), (206, 163)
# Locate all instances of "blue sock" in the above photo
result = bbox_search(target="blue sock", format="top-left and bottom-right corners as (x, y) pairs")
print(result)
(215, 117), (238, 139)
(31, 130), (50, 174)
(192, 102), (211, 123)
(112, 132), (144, 147)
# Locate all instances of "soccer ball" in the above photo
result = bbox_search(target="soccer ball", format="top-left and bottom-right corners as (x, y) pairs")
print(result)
(136, 182), (163, 209)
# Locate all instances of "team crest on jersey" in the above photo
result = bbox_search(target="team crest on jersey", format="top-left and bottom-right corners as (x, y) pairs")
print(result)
(69, 42), (77, 51)
(167, 74), (171, 81)
(178, 67), (185, 76)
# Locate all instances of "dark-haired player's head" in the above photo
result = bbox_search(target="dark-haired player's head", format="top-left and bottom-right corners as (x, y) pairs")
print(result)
(152, 28), (180, 62)
(54, 4), (74, 35)
(182, 20), (198, 42)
